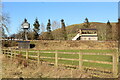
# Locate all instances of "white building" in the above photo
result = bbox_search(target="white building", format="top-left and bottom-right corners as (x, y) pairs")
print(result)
(72, 29), (98, 40)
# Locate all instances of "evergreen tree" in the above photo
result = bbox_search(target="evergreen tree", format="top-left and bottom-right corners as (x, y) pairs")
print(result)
(83, 18), (90, 28)
(47, 19), (51, 32)
(46, 19), (54, 40)
(61, 19), (67, 40)
(33, 18), (40, 40)
(106, 20), (112, 40)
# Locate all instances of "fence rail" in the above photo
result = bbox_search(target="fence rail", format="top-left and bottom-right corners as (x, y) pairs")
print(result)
(2, 48), (119, 78)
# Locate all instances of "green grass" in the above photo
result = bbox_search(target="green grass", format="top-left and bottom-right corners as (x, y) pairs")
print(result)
(58, 53), (78, 59)
(41, 49), (116, 53)
(83, 62), (112, 69)
(40, 53), (55, 57)
(58, 53), (112, 62)
(29, 49), (117, 53)
(40, 58), (112, 69)
(16, 49), (116, 70)
(83, 55), (112, 62)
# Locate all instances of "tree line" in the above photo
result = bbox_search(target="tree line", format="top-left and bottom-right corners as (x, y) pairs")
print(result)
(10, 18), (67, 40)
(2, 15), (118, 41)
(83, 18), (113, 40)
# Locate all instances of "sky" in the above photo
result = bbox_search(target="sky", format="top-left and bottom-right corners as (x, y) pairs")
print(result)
(2, 0), (120, 2)
(2, 2), (118, 36)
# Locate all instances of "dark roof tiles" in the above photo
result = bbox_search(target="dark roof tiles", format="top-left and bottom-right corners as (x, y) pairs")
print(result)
(81, 29), (97, 30)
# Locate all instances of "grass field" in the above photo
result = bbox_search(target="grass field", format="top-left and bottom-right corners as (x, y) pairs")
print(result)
(29, 49), (118, 53)
(16, 49), (118, 70)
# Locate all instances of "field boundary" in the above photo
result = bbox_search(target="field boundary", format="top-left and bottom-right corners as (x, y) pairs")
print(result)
(2, 48), (119, 78)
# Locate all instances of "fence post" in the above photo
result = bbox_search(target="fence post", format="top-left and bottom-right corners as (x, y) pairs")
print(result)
(10, 48), (13, 60)
(4, 49), (7, 57)
(118, 53), (120, 76)
(5, 49), (7, 57)
(14, 49), (16, 58)
(79, 53), (83, 70)
(26, 49), (28, 60)
(19, 49), (21, 54)
(38, 50), (40, 64)
(7, 48), (9, 56)
(112, 53), (118, 78)
(55, 50), (58, 67)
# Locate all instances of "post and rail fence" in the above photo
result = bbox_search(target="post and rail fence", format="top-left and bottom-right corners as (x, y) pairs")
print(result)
(2, 48), (120, 78)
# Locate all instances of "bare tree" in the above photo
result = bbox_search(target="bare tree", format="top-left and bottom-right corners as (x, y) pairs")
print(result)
(112, 23), (118, 41)
(51, 20), (60, 30)
(51, 21), (60, 40)
(0, 4), (10, 37)
(41, 23), (45, 34)
(16, 24), (23, 40)
(28, 29), (34, 40)
(1, 13), (10, 32)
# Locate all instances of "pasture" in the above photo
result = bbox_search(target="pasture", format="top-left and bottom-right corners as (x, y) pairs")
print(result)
(16, 49), (117, 70)
(3, 48), (119, 78)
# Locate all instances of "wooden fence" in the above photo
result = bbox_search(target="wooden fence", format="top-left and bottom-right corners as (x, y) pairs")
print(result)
(2, 48), (120, 78)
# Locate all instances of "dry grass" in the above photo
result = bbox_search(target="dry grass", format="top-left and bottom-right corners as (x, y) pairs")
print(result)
(2, 55), (120, 79)
(40, 22), (117, 40)
(2, 55), (91, 78)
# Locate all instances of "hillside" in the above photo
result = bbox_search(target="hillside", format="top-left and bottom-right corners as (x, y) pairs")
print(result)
(40, 22), (118, 40)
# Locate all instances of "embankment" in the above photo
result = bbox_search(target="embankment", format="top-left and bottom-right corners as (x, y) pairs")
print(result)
(30, 40), (118, 50)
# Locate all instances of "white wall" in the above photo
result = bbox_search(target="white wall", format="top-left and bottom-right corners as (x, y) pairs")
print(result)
(81, 37), (98, 40)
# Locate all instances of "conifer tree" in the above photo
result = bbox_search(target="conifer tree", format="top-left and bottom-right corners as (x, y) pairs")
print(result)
(61, 19), (67, 40)
(47, 19), (51, 32)
(83, 18), (90, 28)
(33, 18), (40, 40)
(46, 19), (54, 40)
